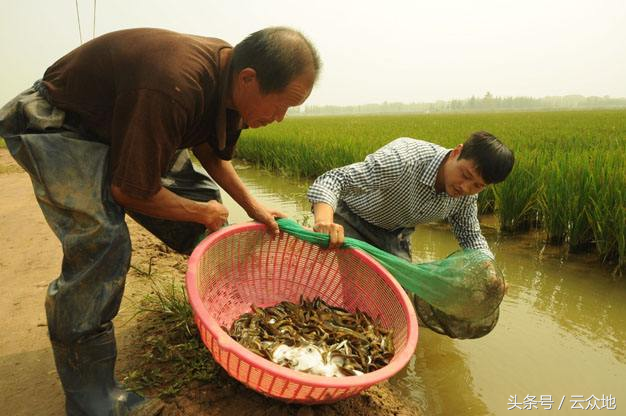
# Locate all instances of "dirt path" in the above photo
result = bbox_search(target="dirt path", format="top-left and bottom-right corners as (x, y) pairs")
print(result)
(0, 148), (418, 415)
(0, 150), (66, 415)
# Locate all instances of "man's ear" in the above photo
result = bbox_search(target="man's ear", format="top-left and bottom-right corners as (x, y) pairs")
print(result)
(451, 143), (463, 158)
(237, 67), (257, 85)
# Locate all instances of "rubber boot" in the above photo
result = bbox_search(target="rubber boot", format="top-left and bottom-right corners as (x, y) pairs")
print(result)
(51, 326), (146, 416)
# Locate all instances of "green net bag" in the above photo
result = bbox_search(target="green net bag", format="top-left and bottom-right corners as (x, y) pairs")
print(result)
(277, 218), (505, 339)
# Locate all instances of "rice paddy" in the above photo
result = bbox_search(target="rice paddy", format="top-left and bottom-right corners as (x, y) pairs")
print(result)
(236, 109), (626, 271)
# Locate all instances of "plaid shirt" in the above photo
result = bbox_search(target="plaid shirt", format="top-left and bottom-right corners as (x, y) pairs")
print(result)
(307, 137), (493, 258)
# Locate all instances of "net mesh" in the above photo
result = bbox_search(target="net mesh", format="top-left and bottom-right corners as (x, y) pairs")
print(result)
(277, 218), (505, 339)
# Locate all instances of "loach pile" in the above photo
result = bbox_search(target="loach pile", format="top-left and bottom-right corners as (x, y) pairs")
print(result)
(227, 296), (395, 377)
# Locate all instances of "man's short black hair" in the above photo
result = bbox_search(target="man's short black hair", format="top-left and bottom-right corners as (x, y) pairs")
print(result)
(459, 131), (514, 184)
(232, 27), (321, 94)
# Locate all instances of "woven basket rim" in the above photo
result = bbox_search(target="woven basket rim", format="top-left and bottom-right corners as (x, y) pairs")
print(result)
(185, 222), (419, 390)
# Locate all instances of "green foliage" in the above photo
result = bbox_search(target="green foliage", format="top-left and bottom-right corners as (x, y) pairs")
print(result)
(237, 110), (626, 268)
(537, 154), (593, 247)
(122, 277), (218, 398)
(477, 186), (495, 215)
(494, 161), (540, 232)
(586, 155), (626, 272)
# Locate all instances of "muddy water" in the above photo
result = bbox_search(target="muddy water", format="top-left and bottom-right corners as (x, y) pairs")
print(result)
(221, 163), (626, 416)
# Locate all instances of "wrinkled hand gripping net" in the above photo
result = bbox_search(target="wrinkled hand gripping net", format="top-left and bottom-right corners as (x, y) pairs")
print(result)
(277, 218), (506, 339)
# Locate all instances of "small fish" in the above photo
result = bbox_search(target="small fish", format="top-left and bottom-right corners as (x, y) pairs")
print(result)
(228, 296), (394, 377)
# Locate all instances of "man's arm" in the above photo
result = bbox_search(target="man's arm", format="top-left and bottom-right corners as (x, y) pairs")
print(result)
(307, 138), (413, 247)
(111, 185), (228, 231)
(192, 143), (285, 236)
(449, 196), (494, 259)
(311, 201), (344, 248)
(307, 138), (411, 212)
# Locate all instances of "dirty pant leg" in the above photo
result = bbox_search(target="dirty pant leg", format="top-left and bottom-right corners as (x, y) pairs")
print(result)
(333, 201), (413, 308)
(126, 149), (223, 255)
(5, 132), (130, 344)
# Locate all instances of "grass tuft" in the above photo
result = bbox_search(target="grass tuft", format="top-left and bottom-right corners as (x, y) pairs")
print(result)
(122, 276), (218, 398)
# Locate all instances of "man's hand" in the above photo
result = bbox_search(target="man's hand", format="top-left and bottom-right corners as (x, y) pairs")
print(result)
(247, 203), (286, 237)
(111, 185), (229, 230)
(312, 202), (344, 248)
(193, 144), (285, 237)
(313, 219), (344, 249)
(201, 200), (229, 231)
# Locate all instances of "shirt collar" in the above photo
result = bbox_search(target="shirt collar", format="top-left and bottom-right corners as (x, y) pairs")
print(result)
(215, 48), (241, 151)
(419, 147), (451, 189)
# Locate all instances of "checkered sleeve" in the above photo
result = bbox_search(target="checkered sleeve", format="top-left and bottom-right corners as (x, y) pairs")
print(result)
(307, 138), (410, 210)
(449, 195), (494, 259)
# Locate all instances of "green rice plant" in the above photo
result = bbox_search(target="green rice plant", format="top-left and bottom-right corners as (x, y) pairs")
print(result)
(493, 154), (541, 232)
(477, 186), (495, 215)
(586, 155), (626, 272)
(537, 154), (593, 248)
(235, 109), (626, 266)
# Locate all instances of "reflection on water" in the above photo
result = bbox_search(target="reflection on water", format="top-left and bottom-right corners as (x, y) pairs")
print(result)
(400, 226), (626, 415)
(220, 162), (312, 225)
(220, 164), (626, 416)
(392, 329), (491, 415)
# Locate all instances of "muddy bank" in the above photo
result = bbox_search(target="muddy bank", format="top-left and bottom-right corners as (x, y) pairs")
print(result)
(0, 148), (419, 415)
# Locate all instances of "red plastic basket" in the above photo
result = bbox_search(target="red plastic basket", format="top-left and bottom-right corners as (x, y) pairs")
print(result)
(185, 222), (419, 404)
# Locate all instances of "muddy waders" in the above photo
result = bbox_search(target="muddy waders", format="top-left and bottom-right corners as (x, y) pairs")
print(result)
(0, 83), (219, 415)
(50, 326), (145, 415)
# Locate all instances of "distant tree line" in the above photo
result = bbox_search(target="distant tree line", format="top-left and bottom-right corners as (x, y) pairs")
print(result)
(291, 92), (626, 116)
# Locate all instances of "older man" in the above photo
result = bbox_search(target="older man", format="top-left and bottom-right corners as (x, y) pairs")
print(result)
(0, 27), (320, 415)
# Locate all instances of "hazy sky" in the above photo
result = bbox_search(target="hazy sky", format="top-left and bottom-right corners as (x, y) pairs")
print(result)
(1, 0), (625, 106)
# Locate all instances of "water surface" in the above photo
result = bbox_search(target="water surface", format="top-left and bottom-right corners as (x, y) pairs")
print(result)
(221, 163), (626, 415)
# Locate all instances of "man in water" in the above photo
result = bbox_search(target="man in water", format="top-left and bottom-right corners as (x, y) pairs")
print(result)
(308, 132), (514, 338)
